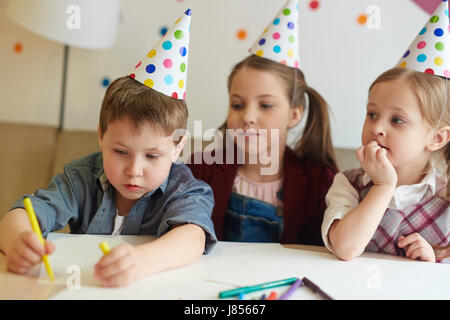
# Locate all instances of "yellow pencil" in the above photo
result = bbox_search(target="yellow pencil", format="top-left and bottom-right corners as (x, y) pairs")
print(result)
(99, 241), (111, 255)
(23, 197), (55, 281)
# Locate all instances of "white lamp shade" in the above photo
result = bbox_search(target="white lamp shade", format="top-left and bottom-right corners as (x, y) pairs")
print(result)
(6, 0), (120, 49)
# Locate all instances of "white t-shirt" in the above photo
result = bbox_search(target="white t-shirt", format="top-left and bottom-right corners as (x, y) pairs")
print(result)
(321, 167), (438, 254)
(112, 210), (126, 235)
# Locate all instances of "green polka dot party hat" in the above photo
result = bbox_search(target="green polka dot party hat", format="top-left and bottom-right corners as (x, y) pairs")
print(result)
(398, 0), (450, 78)
(130, 9), (191, 99)
(249, 0), (300, 69)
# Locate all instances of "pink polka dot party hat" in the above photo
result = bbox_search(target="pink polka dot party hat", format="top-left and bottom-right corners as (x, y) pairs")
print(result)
(249, 0), (300, 69)
(130, 9), (191, 99)
(398, 0), (450, 78)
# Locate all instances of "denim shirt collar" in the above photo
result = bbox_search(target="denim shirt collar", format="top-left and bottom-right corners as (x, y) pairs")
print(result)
(88, 170), (169, 235)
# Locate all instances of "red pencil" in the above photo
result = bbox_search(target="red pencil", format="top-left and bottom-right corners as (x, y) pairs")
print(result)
(266, 291), (277, 300)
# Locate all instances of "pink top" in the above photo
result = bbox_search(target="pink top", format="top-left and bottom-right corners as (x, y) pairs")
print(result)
(232, 170), (284, 208)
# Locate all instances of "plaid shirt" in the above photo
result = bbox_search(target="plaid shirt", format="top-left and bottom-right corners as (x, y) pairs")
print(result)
(344, 168), (449, 263)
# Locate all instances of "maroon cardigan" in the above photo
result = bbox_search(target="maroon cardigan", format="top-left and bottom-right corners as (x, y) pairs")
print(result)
(187, 147), (338, 245)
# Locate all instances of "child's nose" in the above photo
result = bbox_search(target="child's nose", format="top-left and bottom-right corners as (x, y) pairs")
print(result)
(242, 106), (257, 125)
(372, 121), (387, 137)
(126, 158), (143, 176)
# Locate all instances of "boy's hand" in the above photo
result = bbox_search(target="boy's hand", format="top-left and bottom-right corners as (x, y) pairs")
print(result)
(398, 233), (436, 263)
(5, 230), (55, 274)
(356, 141), (397, 188)
(94, 243), (147, 287)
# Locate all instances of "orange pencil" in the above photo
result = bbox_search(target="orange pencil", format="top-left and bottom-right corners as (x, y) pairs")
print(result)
(266, 291), (277, 300)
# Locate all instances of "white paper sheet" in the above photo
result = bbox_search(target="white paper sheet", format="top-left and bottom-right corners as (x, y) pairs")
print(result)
(43, 234), (450, 300)
(39, 233), (155, 288)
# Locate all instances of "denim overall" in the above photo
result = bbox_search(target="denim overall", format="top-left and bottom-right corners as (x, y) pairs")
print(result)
(223, 190), (284, 242)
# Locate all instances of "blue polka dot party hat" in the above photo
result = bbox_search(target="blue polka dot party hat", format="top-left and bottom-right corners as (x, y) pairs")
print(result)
(130, 9), (191, 99)
(249, 0), (300, 69)
(398, 0), (450, 78)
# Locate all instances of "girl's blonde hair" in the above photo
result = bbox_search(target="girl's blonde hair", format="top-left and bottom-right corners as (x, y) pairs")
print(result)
(222, 55), (337, 168)
(370, 67), (450, 201)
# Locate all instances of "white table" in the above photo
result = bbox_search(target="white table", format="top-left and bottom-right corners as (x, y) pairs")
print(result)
(0, 233), (449, 300)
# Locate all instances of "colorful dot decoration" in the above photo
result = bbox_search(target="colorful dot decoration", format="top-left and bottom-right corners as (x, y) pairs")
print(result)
(236, 29), (247, 41)
(13, 42), (23, 54)
(249, 0), (300, 69)
(357, 14), (368, 26)
(309, 0), (320, 10)
(131, 9), (191, 99)
(101, 77), (110, 88)
(398, 0), (450, 79)
(159, 26), (168, 37)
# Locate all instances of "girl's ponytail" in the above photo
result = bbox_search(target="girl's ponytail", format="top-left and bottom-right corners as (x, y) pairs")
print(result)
(294, 87), (337, 168)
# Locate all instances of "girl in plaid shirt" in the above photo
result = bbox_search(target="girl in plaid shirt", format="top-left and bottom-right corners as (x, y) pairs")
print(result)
(322, 67), (450, 263)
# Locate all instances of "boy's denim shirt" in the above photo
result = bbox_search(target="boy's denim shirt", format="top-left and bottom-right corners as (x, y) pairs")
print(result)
(11, 152), (217, 253)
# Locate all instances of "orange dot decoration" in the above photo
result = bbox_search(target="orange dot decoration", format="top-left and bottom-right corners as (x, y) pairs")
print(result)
(13, 42), (23, 53)
(236, 29), (247, 41)
(357, 14), (368, 26)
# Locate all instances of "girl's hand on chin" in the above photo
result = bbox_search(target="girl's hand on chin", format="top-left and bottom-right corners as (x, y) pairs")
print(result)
(356, 141), (397, 188)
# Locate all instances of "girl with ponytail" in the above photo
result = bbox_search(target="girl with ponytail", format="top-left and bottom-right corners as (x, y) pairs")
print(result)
(188, 54), (337, 244)
(188, 0), (337, 245)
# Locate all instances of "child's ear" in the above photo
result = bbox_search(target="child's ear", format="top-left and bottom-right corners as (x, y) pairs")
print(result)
(98, 125), (104, 152)
(288, 105), (303, 128)
(426, 126), (450, 152)
(171, 135), (188, 162)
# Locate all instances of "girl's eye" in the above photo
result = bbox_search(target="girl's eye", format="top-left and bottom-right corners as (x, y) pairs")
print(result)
(146, 154), (158, 159)
(367, 112), (377, 119)
(114, 149), (127, 155)
(231, 103), (243, 110)
(392, 117), (406, 124)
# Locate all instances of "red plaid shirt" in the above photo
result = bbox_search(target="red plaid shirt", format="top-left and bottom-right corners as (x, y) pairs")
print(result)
(344, 168), (450, 264)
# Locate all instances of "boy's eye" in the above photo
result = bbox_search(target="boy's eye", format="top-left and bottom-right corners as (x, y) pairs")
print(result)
(146, 154), (158, 159)
(392, 117), (406, 124)
(114, 149), (127, 155)
(261, 103), (273, 109)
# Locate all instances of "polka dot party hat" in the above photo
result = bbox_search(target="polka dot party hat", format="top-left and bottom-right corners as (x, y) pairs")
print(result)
(130, 9), (191, 99)
(398, 0), (450, 78)
(249, 0), (300, 69)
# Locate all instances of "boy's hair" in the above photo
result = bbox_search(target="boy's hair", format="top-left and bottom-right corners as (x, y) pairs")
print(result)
(99, 76), (188, 138)
(370, 67), (450, 200)
(223, 54), (337, 168)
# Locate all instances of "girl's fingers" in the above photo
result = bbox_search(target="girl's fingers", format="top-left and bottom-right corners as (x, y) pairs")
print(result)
(365, 142), (380, 162)
(398, 233), (421, 248)
(356, 145), (365, 164)
(409, 247), (434, 262)
(405, 240), (426, 258)
(376, 147), (387, 163)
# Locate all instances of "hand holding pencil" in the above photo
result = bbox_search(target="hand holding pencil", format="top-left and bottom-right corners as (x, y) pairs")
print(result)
(3, 198), (55, 280)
